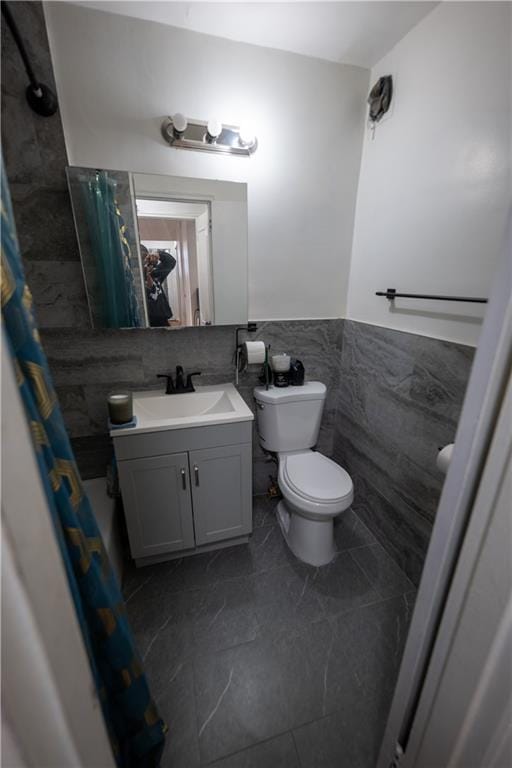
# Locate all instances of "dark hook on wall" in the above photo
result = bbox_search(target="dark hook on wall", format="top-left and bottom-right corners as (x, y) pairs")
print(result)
(1, 1), (58, 117)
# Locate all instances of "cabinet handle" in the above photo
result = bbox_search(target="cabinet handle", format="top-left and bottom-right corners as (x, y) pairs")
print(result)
(180, 468), (187, 490)
(194, 465), (200, 486)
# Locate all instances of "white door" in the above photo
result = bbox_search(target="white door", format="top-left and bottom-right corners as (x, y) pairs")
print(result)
(195, 209), (213, 324)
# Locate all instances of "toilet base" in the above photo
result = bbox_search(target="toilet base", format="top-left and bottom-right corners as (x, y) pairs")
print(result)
(277, 500), (336, 567)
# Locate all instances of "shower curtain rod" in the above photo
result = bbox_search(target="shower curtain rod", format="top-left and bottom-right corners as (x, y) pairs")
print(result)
(376, 289), (488, 304)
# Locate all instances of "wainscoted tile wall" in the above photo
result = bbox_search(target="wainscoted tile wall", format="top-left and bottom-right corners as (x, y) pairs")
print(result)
(333, 320), (475, 585)
(40, 319), (343, 488)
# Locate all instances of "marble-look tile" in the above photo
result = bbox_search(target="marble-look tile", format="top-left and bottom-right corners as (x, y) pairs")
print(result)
(2, 8), (67, 190)
(125, 565), (192, 661)
(332, 594), (415, 702)
(39, 320), (341, 478)
(9, 184), (80, 262)
(209, 732), (299, 768)
(334, 508), (376, 551)
(292, 692), (389, 768)
(351, 475), (430, 587)
(250, 562), (326, 637)
(350, 543), (416, 600)
(248, 524), (290, 574)
(193, 618), (361, 763)
(43, 344), (145, 390)
(252, 495), (279, 528)
(25, 260), (90, 328)
(189, 576), (260, 654)
(310, 551), (380, 618)
(154, 662), (201, 768)
(333, 320), (474, 585)
(54, 385), (91, 437)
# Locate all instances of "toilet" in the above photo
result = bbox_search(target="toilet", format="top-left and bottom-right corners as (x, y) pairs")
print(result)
(254, 381), (353, 566)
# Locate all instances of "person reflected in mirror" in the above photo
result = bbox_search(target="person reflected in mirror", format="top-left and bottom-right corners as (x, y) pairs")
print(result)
(141, 245), (177, 327)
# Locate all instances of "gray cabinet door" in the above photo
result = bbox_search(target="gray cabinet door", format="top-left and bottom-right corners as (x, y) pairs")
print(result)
(189, 444), (252, 546)
(118, 452), (195, 559)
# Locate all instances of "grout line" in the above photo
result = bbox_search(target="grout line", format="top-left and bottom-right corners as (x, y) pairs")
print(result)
(290, 729), (304, 768)
(203, 730), (297, 766)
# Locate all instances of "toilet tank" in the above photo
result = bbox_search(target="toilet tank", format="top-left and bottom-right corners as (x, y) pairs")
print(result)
(253, 382), (326, 452)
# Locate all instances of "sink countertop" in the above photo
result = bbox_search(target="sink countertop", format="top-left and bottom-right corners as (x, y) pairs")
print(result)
(109, 383), (254, 437)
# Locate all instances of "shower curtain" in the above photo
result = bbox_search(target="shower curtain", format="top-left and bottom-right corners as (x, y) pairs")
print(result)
(81, 170), (142, 328)
(1, 162), (165, 765)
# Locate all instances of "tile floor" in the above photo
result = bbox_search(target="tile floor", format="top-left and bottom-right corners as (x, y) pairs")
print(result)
(123, 497), (416, 768)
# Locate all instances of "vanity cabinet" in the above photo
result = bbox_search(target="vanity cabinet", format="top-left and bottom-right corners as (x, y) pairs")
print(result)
(114, 421), (252, 565)
(189, 444), (252, 546)
(117, 452), (195, 559)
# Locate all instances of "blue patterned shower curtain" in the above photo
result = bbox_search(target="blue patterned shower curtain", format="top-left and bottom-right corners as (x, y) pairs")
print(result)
(1, 162), (166, 765)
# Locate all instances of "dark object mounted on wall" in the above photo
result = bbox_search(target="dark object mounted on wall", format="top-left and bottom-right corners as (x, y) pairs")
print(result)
(367, 75), (393, 124)
(1, 1), (58, 117)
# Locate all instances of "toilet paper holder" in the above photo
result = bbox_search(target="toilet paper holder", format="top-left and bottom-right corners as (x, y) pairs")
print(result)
(234, 323), (258, 385)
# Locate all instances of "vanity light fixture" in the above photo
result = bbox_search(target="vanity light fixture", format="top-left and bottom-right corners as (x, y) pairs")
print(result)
(161, 115), (258, 156)
(171, 112), (188, 139)
(238, 125), (256, 149)
(206, 118), (223, 143)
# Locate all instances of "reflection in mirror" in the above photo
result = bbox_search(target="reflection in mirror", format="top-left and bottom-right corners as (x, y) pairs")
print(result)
(136, 199), (213, 328)
(66, 167), (144, 328)
(66, 167), (248, 329)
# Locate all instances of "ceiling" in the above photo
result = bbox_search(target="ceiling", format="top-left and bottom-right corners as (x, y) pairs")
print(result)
(71, 1), (437, 69)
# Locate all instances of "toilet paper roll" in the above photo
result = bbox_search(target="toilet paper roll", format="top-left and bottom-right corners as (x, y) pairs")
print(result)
(436, 443), (454, 474)
(244, 340), (266, 365)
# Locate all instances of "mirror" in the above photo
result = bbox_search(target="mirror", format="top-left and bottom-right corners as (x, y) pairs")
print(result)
(66, 167), (248, 329)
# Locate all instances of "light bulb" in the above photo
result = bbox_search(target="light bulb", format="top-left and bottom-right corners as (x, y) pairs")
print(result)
(238, 124), (256, 148)
(172, 112), (188, 136)
(206, 118), (223, 140)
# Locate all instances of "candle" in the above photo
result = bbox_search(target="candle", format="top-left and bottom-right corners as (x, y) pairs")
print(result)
(107, 392), (133, 424)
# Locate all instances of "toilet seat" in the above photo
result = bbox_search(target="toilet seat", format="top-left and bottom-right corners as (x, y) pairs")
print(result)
(278, 451), (354, 518)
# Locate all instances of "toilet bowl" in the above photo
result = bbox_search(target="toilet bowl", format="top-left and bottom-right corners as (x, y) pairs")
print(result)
(277, 450), (353, 566)
(253, 381), (354, 567)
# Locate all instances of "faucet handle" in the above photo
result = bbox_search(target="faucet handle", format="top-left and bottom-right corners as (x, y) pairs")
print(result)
(186, 372), (201, 392)
(175, 365), (185, 389)
(157, 373), (175, 394)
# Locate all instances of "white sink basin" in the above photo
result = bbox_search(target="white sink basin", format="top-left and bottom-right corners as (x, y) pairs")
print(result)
(137, 390), (235, 420)
(110, 384), (253, 436)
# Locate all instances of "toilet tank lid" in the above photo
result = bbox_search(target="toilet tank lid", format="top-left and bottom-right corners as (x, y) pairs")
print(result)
(253, 381), (326, 404)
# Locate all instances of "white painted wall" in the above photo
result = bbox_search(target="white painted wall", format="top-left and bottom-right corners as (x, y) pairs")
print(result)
(347, 1), (511, 346)
(44, 1), (369, 322)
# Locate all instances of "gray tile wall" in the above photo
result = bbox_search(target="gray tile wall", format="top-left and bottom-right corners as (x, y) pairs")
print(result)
(40, 319), (343, 488)
(1, 1), (90, 328)
(333, 320), (474, 585)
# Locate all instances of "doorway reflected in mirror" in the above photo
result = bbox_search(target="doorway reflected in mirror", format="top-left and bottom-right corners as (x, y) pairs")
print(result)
(137, 198), (213, 328)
